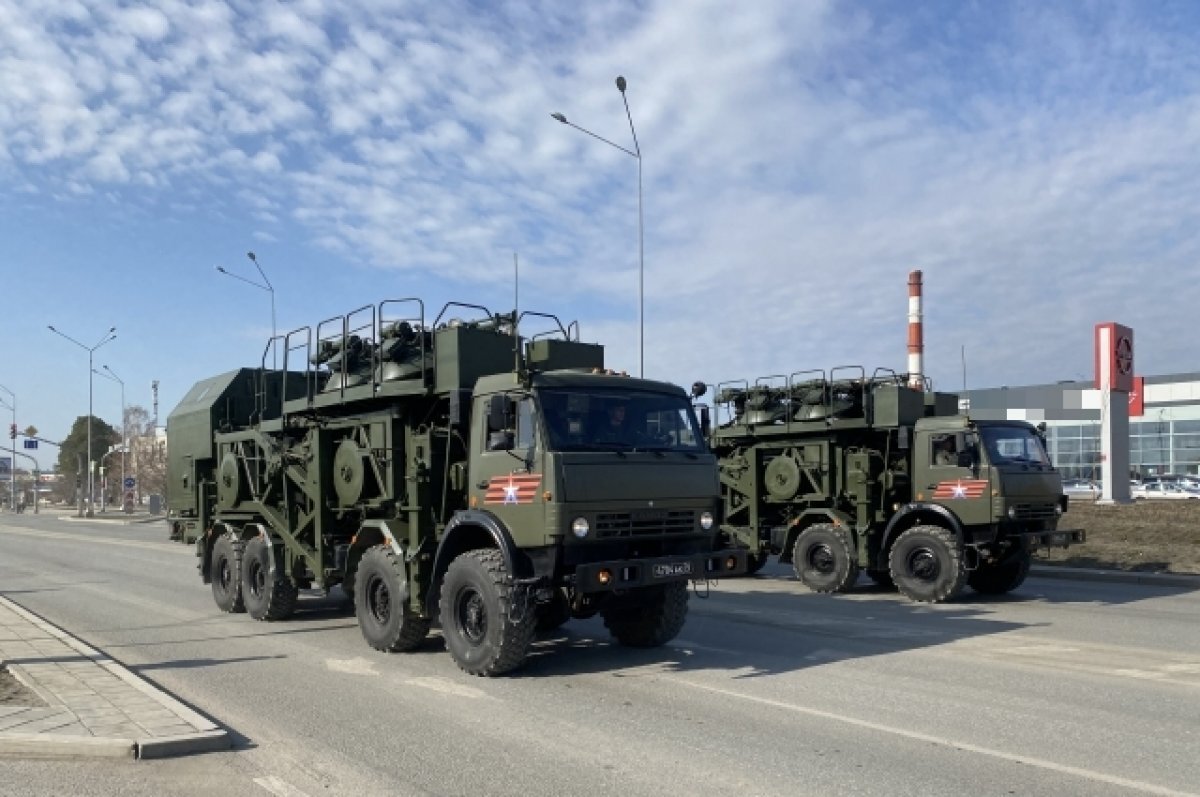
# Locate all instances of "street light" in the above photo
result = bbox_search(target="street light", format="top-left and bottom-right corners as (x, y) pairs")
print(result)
(551, 74), (644, 377)
(94, 365), (126, 506)
(99, 443), (128, 513)
(0, 384), (14, 510)
(216, 251), (276, 366)
(48, 325), (117, 518)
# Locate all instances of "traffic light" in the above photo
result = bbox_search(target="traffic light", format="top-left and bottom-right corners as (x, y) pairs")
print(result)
(8, 424), (14, 439)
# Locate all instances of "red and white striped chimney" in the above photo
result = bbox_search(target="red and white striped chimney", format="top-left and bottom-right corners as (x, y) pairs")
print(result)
(907, 270), (924, 389)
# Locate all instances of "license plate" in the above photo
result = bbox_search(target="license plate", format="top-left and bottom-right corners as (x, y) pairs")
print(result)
(652, 561), (693, 578)
(1048, 532), (1068, 546)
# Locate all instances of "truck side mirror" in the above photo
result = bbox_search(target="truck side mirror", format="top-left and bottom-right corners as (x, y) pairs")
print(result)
(698, 406), (711, 436)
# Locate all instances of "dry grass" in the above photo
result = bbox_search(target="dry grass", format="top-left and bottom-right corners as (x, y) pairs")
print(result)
(1041, 499), (1200, 574)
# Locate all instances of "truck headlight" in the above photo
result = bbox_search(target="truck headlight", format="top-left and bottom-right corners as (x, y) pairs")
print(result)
(1006, 506), (1018, 520)
(700, 511), (714, 530)
(571, 517), (590, 538)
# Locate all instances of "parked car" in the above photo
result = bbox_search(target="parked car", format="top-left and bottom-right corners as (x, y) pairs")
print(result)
(1062, 479), (1100, 497)
(1133, 481), (1200, 500)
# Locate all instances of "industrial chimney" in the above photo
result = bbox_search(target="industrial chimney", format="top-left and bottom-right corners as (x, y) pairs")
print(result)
(907, 270), (924, 389)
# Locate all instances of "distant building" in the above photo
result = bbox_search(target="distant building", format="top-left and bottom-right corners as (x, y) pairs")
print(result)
(965, 373), (1200, 480)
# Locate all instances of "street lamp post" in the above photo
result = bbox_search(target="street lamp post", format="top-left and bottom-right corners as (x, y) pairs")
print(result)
(95, 365), (126, 507)
(0, 384), (14, 510)
(48, 325), (117, 518)
(216, 251), (276, 367)
(551, 75), (644, 377)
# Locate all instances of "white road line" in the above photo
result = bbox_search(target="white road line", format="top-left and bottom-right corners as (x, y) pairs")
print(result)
(0, 525), (169, 553)
(254, 775), (313, 797)
(404, 676), (488, 699)
(670, 677), (1198, 797)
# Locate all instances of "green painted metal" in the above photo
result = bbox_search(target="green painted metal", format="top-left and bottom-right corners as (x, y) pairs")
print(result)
(704, 368), (1082, 586)
(167, 299), (746, 671)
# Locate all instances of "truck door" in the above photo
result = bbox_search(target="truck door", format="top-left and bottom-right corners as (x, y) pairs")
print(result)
(470, 393), (546, 546)
(917, 430), (992, 526)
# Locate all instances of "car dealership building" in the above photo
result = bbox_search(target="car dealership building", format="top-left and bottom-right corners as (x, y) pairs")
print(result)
(963, 373), (1200, 481)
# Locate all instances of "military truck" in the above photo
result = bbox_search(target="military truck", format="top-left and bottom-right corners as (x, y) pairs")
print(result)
(696, 367), (1083, 603)
(166, 299), (745, 675)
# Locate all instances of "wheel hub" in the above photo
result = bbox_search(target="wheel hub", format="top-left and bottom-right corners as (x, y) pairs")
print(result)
(458, 590), (487, 644)
(907, 547), (940, 582)
(249, 562), (264, 598)
(368, 577), (391, 625)
(808, 544), (836, 574)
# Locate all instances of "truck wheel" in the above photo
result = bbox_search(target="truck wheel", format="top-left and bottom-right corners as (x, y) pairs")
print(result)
(889, 525), (966, 603)
(241, 536), (299, 621)
(536, 588), (571, 632)
(969, 549), (1032, 595)
(210, 535), (245, 614)
(792, 524), (859, 593)
(440, 549), (535, 676)
(601, 581), (689, 648)
(355, 546), (430, 652)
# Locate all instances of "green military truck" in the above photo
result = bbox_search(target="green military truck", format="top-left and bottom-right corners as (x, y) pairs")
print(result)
(696, 367), (1083, 603)
(167, 299), (745, 675)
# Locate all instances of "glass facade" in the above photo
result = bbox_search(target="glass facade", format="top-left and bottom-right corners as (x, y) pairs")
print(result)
(1047, 419), (1200, 480)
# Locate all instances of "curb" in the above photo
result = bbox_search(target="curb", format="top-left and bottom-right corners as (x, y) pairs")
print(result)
(0, 733), (135, 759)
(0, 597), (231, 759)
(1030, 565), (1200, 589)
(59, 515), (158, 525)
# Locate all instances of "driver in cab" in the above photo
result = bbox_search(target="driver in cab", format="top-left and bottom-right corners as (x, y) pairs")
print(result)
(594, 402), (630, 444)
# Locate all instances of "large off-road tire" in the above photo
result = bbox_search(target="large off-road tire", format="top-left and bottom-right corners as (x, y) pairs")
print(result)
(355, 546), (430, 653)
(210, 534), (245, 614)
(601, 581), (689, 648)
(241, 536), (299, 621)
(439, 549), (535, 676)
(792, 524), (859, 593)
(889, 525), (967, 603)
(969, 549), (1032, 595)
(536, 588), (572, 632)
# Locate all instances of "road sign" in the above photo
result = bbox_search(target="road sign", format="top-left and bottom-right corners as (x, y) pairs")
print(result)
(123, 476), (137, 490)
(23, 439), (37, 449)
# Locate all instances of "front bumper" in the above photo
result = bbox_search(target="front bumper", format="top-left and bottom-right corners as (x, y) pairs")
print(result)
(573, 548), (748, 593)
(1023, 528), (1086, 549)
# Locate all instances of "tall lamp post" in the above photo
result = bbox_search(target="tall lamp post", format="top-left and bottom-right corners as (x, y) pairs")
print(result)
(0, 384), (14, 510)
(48, 325), (117, 518)
(94, 365), (127, 507)
(551, 75), (644, 377)
(216, 251), (276, 367)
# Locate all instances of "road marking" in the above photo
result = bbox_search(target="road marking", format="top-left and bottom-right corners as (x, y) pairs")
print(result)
(670, 677), (1197, 797)
(404, 676), (487, 699)
(325, 658), (379, 676)
(254, 775), (312, 797)
(944, 634), (1200, 690)
(0, 524), (169, 553)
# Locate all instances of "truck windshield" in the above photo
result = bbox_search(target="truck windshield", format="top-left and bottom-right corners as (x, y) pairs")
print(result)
(538, 388), (706, 453)
(978, 425), (1051, 467)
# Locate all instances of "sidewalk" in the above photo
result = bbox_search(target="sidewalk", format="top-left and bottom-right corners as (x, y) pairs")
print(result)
(0, 595), (229, 759)
(1031, 563), (1200, 589)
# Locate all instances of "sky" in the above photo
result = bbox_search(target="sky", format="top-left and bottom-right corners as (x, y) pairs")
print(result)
(2, 0), (1199, 471)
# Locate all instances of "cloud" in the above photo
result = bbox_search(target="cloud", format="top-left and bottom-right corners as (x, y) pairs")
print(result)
(1, 0), (1198, 398)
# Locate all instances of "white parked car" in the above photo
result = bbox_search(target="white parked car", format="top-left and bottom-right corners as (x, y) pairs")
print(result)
(1133, 481), (1200, 500)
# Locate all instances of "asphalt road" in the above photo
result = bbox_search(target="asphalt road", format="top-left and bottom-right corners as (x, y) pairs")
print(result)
(1, 512), (1198, 797)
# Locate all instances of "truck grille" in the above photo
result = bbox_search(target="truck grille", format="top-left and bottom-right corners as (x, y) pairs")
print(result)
(595, 510), (695, 539)
(1011, 504), (1058, 522)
